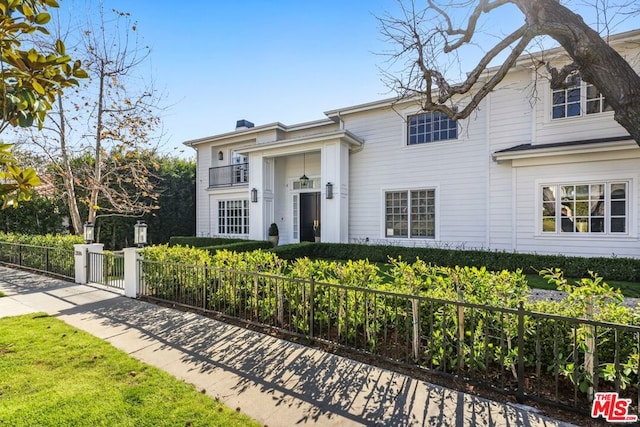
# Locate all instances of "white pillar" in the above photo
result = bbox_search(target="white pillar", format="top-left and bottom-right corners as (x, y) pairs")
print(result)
(123, 247), (141, 298)
(73, 243), (103, 284)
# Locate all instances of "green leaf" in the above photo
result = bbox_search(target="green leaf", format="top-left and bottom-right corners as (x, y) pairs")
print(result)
(35, 13), (51, 25)
(73, 69), (88, 79)
(55, 39), (65, 55)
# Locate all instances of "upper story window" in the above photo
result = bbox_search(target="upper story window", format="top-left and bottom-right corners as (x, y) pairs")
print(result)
(407, 112), (457, 145)
(551, 75), (612, 119)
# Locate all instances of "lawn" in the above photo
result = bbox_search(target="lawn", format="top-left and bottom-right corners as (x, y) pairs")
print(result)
(0, 314), (259, 427)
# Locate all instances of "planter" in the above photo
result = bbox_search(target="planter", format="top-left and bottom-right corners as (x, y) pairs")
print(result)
(269, 236), (279, 247)
(314, 236), (320, 243)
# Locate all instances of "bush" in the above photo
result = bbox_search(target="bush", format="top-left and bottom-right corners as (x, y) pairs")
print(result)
(271, 242), (640, 282)
(201, 240), (273, 254)
(0, 232), (83, 249)
(168, 236), (248, 247)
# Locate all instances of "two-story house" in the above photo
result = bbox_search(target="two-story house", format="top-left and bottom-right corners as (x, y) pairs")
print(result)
(185, 29), (640, 258)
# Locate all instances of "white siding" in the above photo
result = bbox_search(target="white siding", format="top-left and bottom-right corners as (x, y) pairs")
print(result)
(344, 105), (489, 249)
(512, 152), (640, 257)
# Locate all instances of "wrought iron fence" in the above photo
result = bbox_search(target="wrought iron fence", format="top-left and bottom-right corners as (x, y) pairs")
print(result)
(87, 251), (125, 289)
(138, 259), (640, 415)
(0, 242), (75, 280)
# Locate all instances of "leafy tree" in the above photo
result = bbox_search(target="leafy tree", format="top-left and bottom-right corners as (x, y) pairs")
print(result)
(379, 1), (640, 144)
(0, 0), (83, 207)
(23, 6), (162, 234)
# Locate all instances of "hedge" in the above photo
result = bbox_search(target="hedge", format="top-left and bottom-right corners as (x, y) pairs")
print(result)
(201, 240), (274, 254)
(271, 242), (640, 282)
(169, 236), (252, 247)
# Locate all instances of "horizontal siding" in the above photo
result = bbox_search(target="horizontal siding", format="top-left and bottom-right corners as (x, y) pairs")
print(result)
(345, 105), (489, 249)
(513, 155), (640, 258)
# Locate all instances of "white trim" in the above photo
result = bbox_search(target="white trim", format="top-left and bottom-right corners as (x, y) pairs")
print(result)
(533, 176), (634, 239)
(379, 185), (440, 241)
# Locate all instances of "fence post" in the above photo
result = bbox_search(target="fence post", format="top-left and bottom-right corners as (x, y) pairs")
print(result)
(457, 292), (465, 372)
(123, 247), (141, 298)
(73, 244), (92, 284)
(309, 278), (315, 339)
(411, 297), (420, 361)
(516, 301), (525, 404)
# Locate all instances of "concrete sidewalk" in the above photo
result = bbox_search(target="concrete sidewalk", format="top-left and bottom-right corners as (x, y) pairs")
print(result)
(0, 266), (574, 426)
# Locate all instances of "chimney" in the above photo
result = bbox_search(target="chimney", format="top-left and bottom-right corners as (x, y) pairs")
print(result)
(235, 119), (255, 130)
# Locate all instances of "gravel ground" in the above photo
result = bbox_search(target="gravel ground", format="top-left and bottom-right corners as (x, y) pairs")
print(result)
(527, 288), (640, 309)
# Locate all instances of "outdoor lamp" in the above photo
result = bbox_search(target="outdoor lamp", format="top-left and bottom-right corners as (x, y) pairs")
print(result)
(251, 188), (258, 203)
(326, 182), (333, 199)
(83, 222), (95, 244)
(218, 150), (224, 161)
(134, 221), (148, 248)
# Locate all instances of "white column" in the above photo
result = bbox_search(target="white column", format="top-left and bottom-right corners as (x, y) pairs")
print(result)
(123, 247), (140, 298)
(73, 243), (103, 284)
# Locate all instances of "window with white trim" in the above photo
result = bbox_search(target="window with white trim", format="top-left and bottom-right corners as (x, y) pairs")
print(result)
(541, 182), (627, 234)
(407, 112), (457, 145)
(385, 189), (435, 238)
(551, 75), (612, 119)
(218, 199), (249, 235)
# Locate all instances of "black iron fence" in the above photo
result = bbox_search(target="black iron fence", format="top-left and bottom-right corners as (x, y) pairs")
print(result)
(209, 163), (249, 187)
(138, 259), (640, 415)
(87, 251), (125, 289)
(0, 242), (75, 280)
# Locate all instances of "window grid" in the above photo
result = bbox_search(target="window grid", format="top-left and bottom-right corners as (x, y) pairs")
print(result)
(385, 189), (435, 239)
(552, 75), (610, 119)
(541, 182), (627, 234)
(217, 199), (249, 235)
(407, 112), (457, 145)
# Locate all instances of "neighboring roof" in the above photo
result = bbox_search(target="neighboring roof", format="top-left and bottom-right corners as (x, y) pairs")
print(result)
(492, 135), (637, 161)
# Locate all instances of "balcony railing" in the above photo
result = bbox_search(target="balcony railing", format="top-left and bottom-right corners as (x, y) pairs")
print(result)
(209, 163), (249, 188)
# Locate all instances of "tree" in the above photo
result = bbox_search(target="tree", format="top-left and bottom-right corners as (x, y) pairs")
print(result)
(0, 0), (83, 207)
(23, 6), (162, 234)
(378, 1), (640, 144)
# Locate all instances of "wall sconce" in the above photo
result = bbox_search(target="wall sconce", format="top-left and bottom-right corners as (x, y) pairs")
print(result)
(83, 222), (95, 244)
(134, 220), (148, 248)
(218, 150), (224, 161)
(326, 182), (333, 199)
(251, 188), (258, 203)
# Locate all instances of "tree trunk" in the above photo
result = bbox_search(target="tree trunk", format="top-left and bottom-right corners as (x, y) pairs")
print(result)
(516, 0), (640, 144)
(57, 94), (83, 235)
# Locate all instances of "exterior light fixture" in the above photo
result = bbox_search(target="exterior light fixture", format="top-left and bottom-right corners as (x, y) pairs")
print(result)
(134, 221), (148, 248)
(218, 150), (224, 161)
(83, 222), (95, 244)
(326, 182), (333, 199)
(299, 153), (309, 187)
(251, 188), (258, 203)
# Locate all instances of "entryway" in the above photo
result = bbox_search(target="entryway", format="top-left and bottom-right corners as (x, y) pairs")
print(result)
(300, 192), (320, 242)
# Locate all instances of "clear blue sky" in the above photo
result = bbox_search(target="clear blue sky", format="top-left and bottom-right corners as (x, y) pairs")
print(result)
(53, 1), (636, 156)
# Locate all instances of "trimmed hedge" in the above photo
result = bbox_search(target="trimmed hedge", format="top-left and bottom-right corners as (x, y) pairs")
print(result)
(169, 236), (251, 247)
(201, 240), (273, 254)
(271, 242), (640, 282)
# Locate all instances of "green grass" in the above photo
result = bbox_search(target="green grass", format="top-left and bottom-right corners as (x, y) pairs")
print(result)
(0, 290), (5, 297)
(0, 314), (259, 427)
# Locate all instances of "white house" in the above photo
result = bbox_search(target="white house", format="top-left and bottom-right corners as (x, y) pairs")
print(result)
(185, 29), (640, 258)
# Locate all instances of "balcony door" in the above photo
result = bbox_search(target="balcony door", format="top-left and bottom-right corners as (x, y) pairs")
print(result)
(300, 192), (320, 242)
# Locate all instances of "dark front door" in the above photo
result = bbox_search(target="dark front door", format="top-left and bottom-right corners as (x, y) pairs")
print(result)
(300, 192), (320, 242)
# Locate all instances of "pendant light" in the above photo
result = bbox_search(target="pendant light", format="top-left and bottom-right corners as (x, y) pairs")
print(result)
(299, 153), (309, 187)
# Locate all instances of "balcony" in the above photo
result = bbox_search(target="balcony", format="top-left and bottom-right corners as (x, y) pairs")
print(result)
(209, 163), (249, 188)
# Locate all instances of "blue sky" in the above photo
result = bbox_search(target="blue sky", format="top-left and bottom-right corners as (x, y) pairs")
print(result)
(52, 1), (636, 156)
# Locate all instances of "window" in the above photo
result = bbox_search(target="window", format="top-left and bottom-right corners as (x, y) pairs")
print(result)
(541, 182), (627, 234)
(218, 200), (249, 235)
(232, 152), (248, 184)
(552, 75), (612, 119)
(385, 189), (435, 238)
(407, 112), (457, 145)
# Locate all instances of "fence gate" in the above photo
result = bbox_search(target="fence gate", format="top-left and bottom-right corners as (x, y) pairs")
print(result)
(87, 251), (125, 290)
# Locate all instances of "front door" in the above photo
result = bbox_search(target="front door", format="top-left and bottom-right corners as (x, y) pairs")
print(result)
(300, 192), (320, 242)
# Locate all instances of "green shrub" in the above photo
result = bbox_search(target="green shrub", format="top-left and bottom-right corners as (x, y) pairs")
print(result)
(201, 240), (273, 254)
(168, 236), (248, 247)
(0, 232), (83, 249)
(271, 242), (640, 282)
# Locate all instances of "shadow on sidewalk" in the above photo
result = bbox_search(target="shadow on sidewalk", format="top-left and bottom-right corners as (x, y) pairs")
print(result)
(53, 295), (558, 426)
